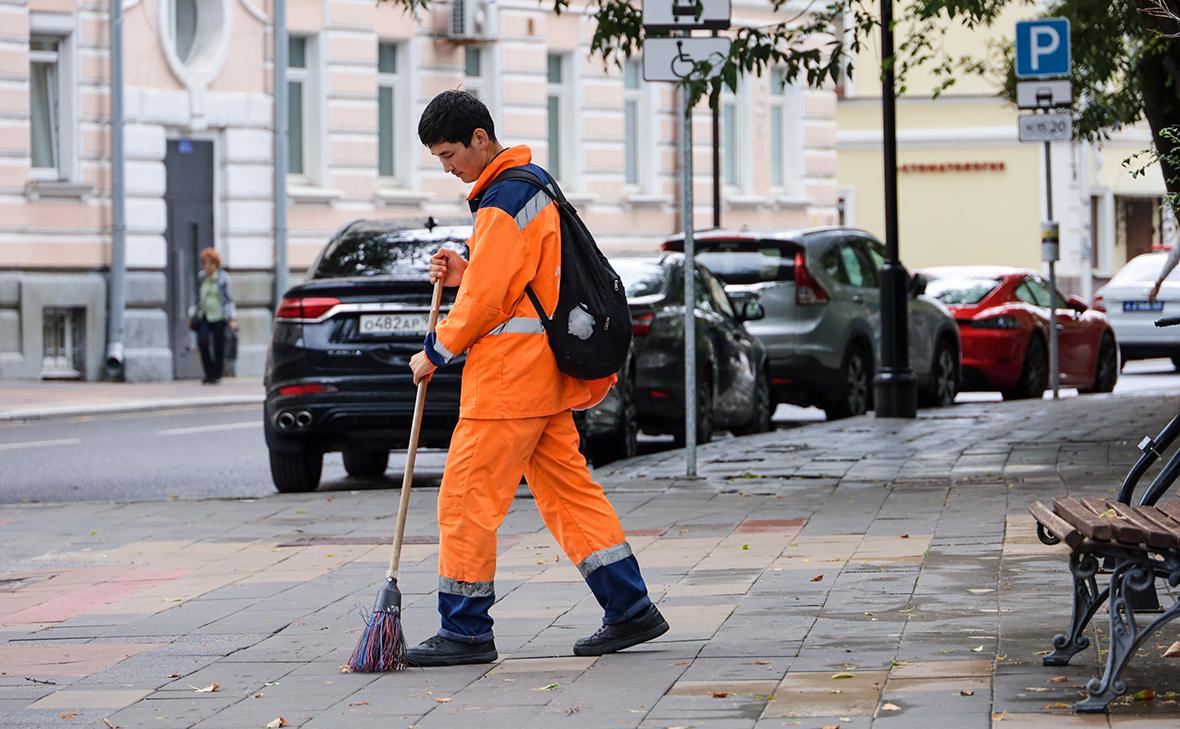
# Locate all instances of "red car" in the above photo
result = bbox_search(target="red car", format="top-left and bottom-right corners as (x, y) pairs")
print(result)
(919, 266), (1118, 398)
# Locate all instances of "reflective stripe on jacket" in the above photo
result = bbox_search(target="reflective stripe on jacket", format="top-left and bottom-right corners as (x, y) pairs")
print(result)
(425, 146), (590, 419)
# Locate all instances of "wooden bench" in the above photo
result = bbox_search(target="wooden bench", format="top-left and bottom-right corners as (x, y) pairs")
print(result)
(1029, 496), (1180, 712)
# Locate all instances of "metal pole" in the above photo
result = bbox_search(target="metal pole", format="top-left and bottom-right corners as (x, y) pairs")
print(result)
(711, 29), (721, 230)
(873, 0), (917, 418)
(1045, 139), (1059, 399)
(273, 0), (289, 309)
(104, 0), (127, 379)
(680, 80), (697, 477)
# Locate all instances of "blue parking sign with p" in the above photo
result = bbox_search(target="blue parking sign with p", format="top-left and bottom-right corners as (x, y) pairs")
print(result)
(1016, 18), (1071, 78)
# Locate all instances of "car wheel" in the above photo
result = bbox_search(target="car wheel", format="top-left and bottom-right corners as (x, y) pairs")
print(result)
(674, 378), (714, 447)
(824, 345), (872, 420)
(343, 449), (389, 479)
(732, 368), (773, 435)
(1002, 335), (1048, 400)
(269, 448), (323, 493)
(1084, 333), (1118, 394)
(919, 340), (958, 408)
(589, 376), (639, 466)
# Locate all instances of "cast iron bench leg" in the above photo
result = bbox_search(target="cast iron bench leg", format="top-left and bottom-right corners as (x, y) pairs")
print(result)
(1075, 560), (1180, 713)
(1045, 551), (1107, 667)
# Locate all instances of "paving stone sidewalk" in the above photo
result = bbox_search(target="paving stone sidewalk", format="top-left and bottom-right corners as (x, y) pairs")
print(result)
(3, 392), (1180, 728)
(0, 378), (263, 422)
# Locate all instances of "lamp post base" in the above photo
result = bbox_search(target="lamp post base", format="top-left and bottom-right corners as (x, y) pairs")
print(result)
(874, 369), (918, 419)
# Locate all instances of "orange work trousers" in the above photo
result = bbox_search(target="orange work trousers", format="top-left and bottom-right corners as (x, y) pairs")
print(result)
(435, 410), (651, 642)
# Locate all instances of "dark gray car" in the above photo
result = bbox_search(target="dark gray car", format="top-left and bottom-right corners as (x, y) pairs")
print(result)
(664, 227), (961, 419)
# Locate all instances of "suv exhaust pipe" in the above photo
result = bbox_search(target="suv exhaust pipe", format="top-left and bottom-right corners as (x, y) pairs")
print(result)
(276, 411), (296, 430)
(295, 411), (312, 428)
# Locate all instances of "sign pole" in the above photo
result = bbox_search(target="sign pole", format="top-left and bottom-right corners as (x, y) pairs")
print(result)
(680, 74), (697, 477)
(1045, 138), (1060, 399)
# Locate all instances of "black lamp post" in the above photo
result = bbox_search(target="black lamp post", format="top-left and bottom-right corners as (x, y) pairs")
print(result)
(874, 0), (918, 418)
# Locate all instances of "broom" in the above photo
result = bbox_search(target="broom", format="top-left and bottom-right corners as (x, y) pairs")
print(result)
(347, 277), (445, 672)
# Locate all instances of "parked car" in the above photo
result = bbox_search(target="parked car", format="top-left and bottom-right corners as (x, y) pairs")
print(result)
(613, 255), (773, 443)
(1093, 252), (1180, 369)
(664, 228), (961, 419)
(921, 266), (1118, 398)
(263, 217), (635, 493)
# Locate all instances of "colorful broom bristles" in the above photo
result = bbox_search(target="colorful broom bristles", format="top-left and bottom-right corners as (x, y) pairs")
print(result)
(347, 608), (408, 672)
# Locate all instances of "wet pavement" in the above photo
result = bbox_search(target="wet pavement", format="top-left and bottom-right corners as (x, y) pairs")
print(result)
(2, 391), (1180, 727)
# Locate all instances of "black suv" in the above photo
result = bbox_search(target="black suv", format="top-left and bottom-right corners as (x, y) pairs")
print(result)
(263, 218), (635, 493)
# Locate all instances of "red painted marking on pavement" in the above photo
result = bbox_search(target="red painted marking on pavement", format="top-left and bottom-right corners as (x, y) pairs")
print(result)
(628, 528), (668, 537)
(736, 518), (808, 533)
(2, 570), (188, 624)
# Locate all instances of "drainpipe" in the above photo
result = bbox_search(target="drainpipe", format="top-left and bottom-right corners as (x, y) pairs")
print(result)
(273, 0), (288, 308)
(104, 0), (127, 379)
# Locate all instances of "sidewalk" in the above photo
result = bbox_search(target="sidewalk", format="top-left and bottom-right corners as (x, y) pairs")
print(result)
(0, 378), (264, 422)
(3, 392), (1180, 728)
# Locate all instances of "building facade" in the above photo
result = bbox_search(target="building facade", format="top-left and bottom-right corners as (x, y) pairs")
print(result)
(0, 0), (837, 382)
(836, 8), (1170, 302)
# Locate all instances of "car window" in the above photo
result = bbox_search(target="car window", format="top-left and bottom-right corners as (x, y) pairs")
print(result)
(693, 240), (796, 284)
(926, 277), (1002, 305)
(314, 227), (468, 280)
(703, 271), (735, 317)
(614, 259), (667, 297)
(694, 270), (714, 312)
(822, 248), (849, 284)
(853, 241), (880, 288)
(1019, 277), (1052, 307)
(863, 240), (886, 271)
(839, 244), (868, 288)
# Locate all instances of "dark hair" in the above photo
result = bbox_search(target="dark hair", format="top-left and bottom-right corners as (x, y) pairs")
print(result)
(417, 90), (497, 147)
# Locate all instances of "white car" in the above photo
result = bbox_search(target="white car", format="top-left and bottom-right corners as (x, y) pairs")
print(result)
(1094, 252), (1180, 368)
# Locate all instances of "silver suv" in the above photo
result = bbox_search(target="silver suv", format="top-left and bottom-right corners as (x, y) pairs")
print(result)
(664, 227), (961, 419)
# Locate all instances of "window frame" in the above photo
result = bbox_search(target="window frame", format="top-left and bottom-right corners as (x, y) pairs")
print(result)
(719, 77), (750, 192)
(377, 40), (406, 186)
(768, 67), (804, 196)
(28, 14), (78, 183)
(623, 59), (641, 187)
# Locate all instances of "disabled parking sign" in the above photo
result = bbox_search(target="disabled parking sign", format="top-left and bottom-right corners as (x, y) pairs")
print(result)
(1015, 18), (1071, 78)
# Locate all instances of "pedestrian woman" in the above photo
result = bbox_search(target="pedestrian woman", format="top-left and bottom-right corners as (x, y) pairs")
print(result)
(195, 248), (237, 384)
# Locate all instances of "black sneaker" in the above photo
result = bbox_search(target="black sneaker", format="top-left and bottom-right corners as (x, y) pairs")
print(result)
(573, 604), (669, 656)
(407, 635), (497, 667)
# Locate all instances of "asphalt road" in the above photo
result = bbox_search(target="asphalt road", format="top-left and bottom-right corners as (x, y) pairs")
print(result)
(1, 358), (1175, 505)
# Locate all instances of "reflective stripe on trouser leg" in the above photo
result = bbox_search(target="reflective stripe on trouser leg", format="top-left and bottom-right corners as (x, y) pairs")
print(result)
(436, 417), (547, 642)
(523, 411), (652, 624)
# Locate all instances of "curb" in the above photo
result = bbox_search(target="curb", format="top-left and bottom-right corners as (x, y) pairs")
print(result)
(0, 395), (265, 423)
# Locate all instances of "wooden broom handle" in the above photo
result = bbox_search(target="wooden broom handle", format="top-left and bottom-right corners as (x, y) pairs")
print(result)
(388, 277), (445, 579)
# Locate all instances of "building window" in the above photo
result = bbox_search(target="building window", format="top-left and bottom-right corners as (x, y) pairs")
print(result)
(623, 59), (640, 186)
(41, 308), (84, 379)
(29, 36), (60, 174)
(464, 47), (484, 99)
(378, 41), (400, 181)
(173, 0), (198, 62)
(721, 91), (739, 187)
(769, 67), (804, 195)
(546, 54), (567, 180)
(287, 35), (320, 181)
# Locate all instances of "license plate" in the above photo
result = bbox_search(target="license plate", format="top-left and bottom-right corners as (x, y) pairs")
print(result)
(1123, 301), (1164, 313)
(359, 313), (430, 337)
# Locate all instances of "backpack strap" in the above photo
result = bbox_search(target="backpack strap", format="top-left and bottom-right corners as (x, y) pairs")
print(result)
(485, 167), (566, 325)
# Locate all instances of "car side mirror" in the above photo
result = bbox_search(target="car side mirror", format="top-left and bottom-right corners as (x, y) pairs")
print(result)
(737, 300), (765, 322)
(909, 273), (928, 298)
(1066, 294), (1087, 313)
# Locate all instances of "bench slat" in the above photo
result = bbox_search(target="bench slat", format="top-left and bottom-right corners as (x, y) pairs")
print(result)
(1154, 501), (1180, 525)
(1053, 497), (1113, 541)
(1104, 502), (1178, 550)
(1029, 500), (1084, 549)
(1134, 506), (1180, 547)
(1081, 497), (1148, 546)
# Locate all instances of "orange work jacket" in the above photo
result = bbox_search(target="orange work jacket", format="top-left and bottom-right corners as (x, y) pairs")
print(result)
(425, 146), (612, 419)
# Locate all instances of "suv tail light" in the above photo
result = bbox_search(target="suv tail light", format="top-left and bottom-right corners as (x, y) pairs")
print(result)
(1092, 294), (1106, 313)
(275, 297), (341, 320)
(633, 312), (655, 337)
(794, 251), (829, 305)
(277, 383), (338, 397)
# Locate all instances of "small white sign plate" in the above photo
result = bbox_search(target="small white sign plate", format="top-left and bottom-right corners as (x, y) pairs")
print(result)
(643, 0), (731, 31)
(1016, 80), (1072, 109)
(1018, 112), (1072, 142)
(643, 37), (732, 83)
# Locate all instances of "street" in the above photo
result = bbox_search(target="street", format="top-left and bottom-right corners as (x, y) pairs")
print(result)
(2, 359), (1176, 505)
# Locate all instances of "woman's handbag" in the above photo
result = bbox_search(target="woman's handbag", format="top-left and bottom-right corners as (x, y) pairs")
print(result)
(189, 312), (200, 332)
(225, 326), (238, 361)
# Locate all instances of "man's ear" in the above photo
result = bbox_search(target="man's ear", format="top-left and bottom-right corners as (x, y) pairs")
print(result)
(470, 128), (488, 148)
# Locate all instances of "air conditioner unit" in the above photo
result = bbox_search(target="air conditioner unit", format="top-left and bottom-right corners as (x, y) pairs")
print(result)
(449, 0), (496, 41)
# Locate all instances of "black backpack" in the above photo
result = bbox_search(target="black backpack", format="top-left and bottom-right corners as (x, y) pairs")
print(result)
(488, 168), (631, 380)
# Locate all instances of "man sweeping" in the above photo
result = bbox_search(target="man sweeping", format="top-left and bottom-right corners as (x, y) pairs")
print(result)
(406, 90), (668, 667)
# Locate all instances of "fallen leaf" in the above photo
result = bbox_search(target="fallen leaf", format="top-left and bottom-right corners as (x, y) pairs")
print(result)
(1164, 641), (1180, 658)
(712, 691), (729, 698)
(1045, 702), (1072, 709)
(891, 660), (910, 667)
(863, 611), (875, 617)
(265, 719), (289, 729)
(1134, 689), (1157, 701)
(740, 544), (749, 551)
(166, 673), (181, 679)
(434, 697), (452, 703)
(532, 683), (561, 692)
(831, 672), (856, 680)
(338, 664), (353, 673)
(881, 702), (900, 711)
(253, 692), (264, 699)
(970, 645), (984, 653)
(348, 700), (369, 706)
(992, 710), (1008, 721)
(1048, 675), (1068, 684)
(673, 661), (690, 666)
(164, 596), (183, 603)
(59, 712), (78, 720)
(1098, 508), (1119, 519)
(1024, 687), (1050, 692)
(821, 725), (840, 729)
(960, 689), (975, 696)
(751, 660), (770, 665)
(192, 682), (220, 693)
(809, 574), (824, 583)
(899, 534), (910, 539)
